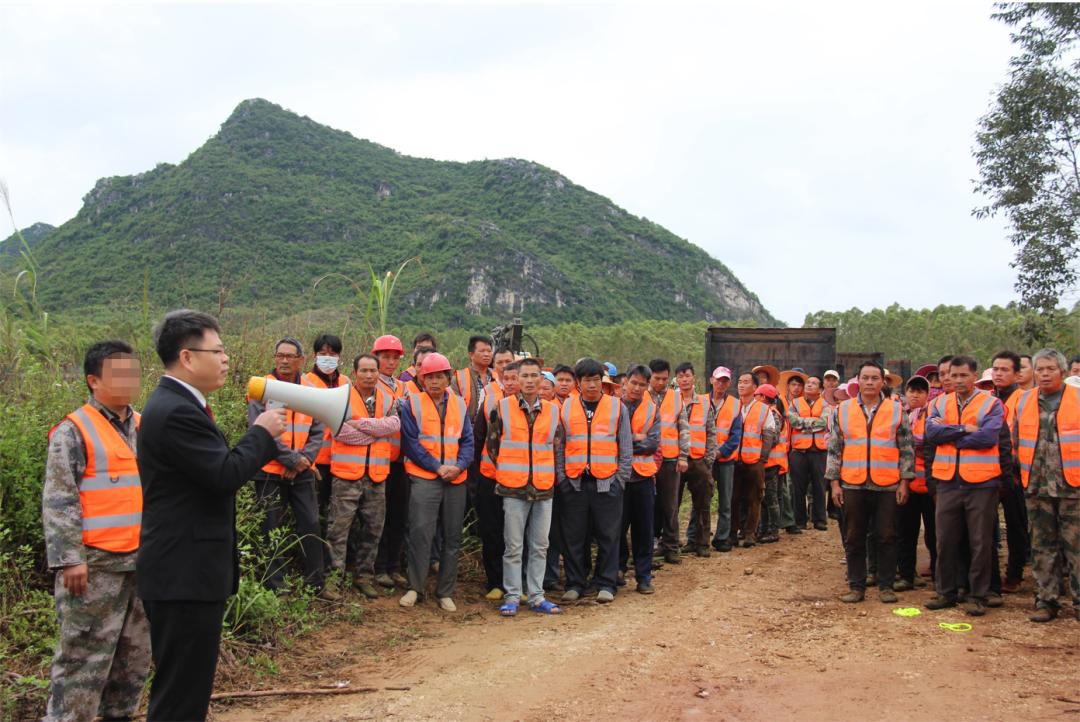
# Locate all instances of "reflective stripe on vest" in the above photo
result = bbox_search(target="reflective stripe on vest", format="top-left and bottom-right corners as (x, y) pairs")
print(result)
(791, 396), (828, 451)
(404, 392), (468, 484)
(65, 405), (142, 553)
(684, 392), (710, 460)
(631, 398), (659, 477)
(765, 414), (789, 472)
(378, 376), (405, 461)
(738, 400), (769, 464)
(1015, 385), (1080, 488)
(838, 398), (902, 486)
(909, 412), (928, 493)
(330, 386), (393, 482)
(657, 390), (683, 460)
(930, 390), (1002, 484)
(261, 374), (314, 475)
(494, 397), (557, 490)
(713, 395), (741, 463)
(303, 371), (349, 465)
(562, 394), (620, 480)
(479, 381), (506, 478)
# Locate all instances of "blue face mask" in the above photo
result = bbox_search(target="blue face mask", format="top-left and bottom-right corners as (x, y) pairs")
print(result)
(316, 355), (339, 373)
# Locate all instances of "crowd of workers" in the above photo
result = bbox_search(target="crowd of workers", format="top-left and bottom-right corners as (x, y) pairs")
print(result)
(40, 310), (1080, 720)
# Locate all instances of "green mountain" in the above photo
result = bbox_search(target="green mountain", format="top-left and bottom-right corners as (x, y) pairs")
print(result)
(1, 222), (55, 256)
(12, 99), (775, 326)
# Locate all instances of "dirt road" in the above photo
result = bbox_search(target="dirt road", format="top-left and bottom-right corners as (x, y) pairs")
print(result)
(213, 525), (1079, 721)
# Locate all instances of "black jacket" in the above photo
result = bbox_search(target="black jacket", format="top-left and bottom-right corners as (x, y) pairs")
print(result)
(136, 376), (276, 601)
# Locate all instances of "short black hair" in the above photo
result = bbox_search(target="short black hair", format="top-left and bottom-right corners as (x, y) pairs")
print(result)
(468, 335), (494, 353)
(413, 346), (433, 364)
(313, 333), (343, 354)
(675, 361), (694, 375)
(84, 340), (135, 392)
(857, 360), (885, 377)
(504, 361), (522, 374)
(626, 364), (651, 381)
(906, 376), (930, 392)
(1020, 353), (1032, 363)
(648, 359), (671, 374)
(1071, 354), (1080, 365)
(553, 364), (574, 377)
(937, 354), (954, 365)
(154, 309), (221, 366)
(276, 337), (304, 356)
(806, 375), (822, 385)
(493, 345), (515, 359)
(574, 358), (605, 381)
(518, 358), (542, 371)
(412, 333), (437, 350)
(738, 371), (758, 387)
(991, 350), (1021, 373)
(950, 355), (978, 372)
(612, 373), (626, 382)
(353, 353), (379, 371)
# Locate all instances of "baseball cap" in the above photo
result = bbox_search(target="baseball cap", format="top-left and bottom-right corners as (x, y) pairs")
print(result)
(711, 366), (732, 380)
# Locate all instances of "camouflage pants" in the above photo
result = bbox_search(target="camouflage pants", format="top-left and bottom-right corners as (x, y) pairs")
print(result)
(327, 476), (386, 580)
(45, 568), (150, 722)
(1027, 495), (1080, 608)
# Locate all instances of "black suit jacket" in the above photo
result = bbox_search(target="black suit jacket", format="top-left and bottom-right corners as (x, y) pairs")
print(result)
(136, 376), (276, 601)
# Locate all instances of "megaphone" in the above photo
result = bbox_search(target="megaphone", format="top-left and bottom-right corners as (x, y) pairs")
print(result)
(247, 377), (351, 435)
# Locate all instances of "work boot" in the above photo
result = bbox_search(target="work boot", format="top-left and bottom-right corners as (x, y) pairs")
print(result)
(785, 526), (803, 535)
(814, 522), (829, 531)
(741, 539), (756, 548)
(840, 589), (865, 603)
(352, 580), (380, 600)
(866, 573), (877, 587)
(664, 550), (682, 565)
(985, 592), (1004, 608)
(681, 543), (696, 554)
(925, 595), (957, 610)
(760, 534), (779, 544)
(879, 589), (898, 604)
(695, 545), (712, 558)
(636, 579), (655, 595)
(962, 599), (987, 617)
(715, 540), (733, 552)
(374, 573), (395, 588)
(391, 572), (408, 587)
(1028, 606), (1057, 623)
(893, 579), (913, 592)
(1001, 578), (1022, 594)
(317, 585), (342, 602)
(913, 574), (928, 588)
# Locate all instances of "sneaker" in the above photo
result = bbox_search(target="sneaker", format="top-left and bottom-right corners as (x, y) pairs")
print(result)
(913, 575), (928, 589)
(561, 589), (581, 603)
(352, 580), (380, 599)
(985, 592), (1004, 608)
(879, 589), (898, 604)
(636, 580), (655, 594)
(840, 589), (865, 603)
(680, 543), (696, 554)
(893, 579), (913, 592)
(924, 595), (957, 610)
(716, 540), (733, 553)
(963, 599), (987, 617)
(785, 526), (803, 535)
(695, 545), (711, 558)
(1002, 578), (1022, 594)
(664, 551), (682, 565)
(317, 585), (342, 602)
(866, 573), (877, 587)
(813, 522), (829, 531)
(399, 590), (418, 608)
(543, 580), (565, 592)
(391, 572), (408, 587)
(760, 534), (779, 544)
(438, 597), (457, 612)
(597, 589), (615, 604)
(1029, 606), (1056, 623)
(374, 573), (395, 588)
(485, 588), (505, 601)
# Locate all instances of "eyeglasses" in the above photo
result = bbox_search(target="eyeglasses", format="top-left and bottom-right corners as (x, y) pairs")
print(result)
(185, 348), (226, 357)
(274, 353), (302, 361)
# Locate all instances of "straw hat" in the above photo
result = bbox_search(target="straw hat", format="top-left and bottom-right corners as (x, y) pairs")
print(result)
(779, 369), (809, 391)
(751, 364), (780, 386)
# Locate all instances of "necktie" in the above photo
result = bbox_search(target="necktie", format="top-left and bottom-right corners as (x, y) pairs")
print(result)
(204, 404), (215, 422)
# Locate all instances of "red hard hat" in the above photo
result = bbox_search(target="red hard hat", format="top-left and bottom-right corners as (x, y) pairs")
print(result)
(419, 352), (452, 376)
(372, 335), (404, 354)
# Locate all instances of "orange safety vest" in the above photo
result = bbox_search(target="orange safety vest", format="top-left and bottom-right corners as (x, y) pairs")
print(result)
(838, 398), (902, 486)
(261, 374), (313, 476)
(404, 378), (423, 397)
(62, 404), (142, 553)
(930, 390), (1002, 484)
(562, 394), (621, 480)
(479, 381), (507, 478)
(1014, 385), (1080, 488)
(454, 367), (490, 415)
(712, 395), (742, 463)
(910, 411), (927, 493)
(330, 386), (394, 483)
(377, 375), (405, 462)
(1001, 390), (1021, 427)
(738, 399), (770, 465)
(766, 412), (790, 473)
(494, 396), (558, 490)
(791, 396), (828, 451)
(303, 371), (349, 465)
(404, 391), (468, 484)
(656, 389), (683, 460)
(682, 392), (710, 460)
(630, 397), (659, 477)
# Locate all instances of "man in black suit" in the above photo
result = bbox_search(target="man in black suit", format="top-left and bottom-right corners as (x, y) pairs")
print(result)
(136, 310), (286, 721)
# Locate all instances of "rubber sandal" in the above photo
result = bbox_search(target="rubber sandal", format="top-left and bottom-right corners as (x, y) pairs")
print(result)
(531, 600), (562, 615)
(499, 601), (518, 617)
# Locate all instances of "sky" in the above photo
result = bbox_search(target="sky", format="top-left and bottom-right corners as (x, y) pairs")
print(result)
(0, 1), (1025, 325)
